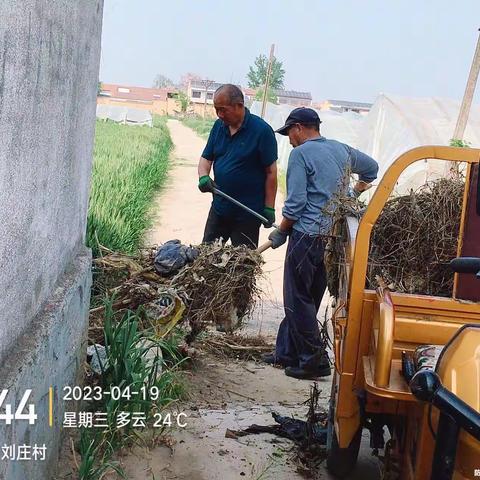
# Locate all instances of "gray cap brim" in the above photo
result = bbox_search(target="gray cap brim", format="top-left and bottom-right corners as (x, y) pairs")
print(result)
(275, 124), (290, 136)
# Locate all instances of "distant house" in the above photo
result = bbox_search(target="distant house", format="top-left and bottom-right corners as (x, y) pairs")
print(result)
(188, 80), (223, 105)
(242, 87), (257, 105)
(324, 99), (372, 115)
(243, 87), (312, 107)
(99, 83), (178, 103)
(275, 89), (312, 107)
(97, 83), (180, 115)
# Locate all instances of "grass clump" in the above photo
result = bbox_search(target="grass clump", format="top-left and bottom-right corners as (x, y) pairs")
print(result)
(87, 118), (173, 256)
(181, 116), (215, 139)
(76, 300), (186, 479)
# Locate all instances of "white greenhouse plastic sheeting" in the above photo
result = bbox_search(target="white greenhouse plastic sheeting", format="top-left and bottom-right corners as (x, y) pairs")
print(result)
(252, 95), (480, 196)
(357, 94), (480, 195)
(250, 101), (363, 172)
(96, 104), (153, 127)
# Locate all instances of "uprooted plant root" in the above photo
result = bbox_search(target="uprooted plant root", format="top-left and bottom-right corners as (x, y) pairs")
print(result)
(198, 333), (274, 361)
(89, 241), (264, 344)
(170, 242), (264, 342)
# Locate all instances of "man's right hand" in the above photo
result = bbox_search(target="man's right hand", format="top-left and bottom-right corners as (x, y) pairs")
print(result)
(198, 175), (216, 193)
(268, 228), (288, 249)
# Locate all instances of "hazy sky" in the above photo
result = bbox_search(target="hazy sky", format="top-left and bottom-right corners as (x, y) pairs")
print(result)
(100, 0), (480, 103)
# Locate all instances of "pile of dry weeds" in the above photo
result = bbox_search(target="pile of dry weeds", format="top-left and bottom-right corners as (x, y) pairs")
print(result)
(89, 241), (264, 344)
(325, 177), (464, 298)
(367, 177), (464, 296)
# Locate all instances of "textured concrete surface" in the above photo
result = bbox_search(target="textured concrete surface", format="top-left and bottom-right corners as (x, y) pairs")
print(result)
(0, 249), (92, 480)
(0, 1), (103, 478)
(0, 0), (103, 361)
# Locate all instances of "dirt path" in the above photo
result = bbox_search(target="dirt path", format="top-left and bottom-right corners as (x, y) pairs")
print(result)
(147, 119), (285, 308)
(55, 121), (381, 480)
(141, 120), (380, 479)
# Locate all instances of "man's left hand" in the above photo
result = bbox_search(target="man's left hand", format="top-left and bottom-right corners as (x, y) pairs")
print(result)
(353, 180), (372, 195)
(263, 206), (276, 228)
(268, 228), (288, 249)
(347, 187), (360, 198)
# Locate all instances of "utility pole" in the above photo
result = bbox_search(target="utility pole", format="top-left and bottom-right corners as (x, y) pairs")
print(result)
(453, 29), (480, 141)
(261, 44), (275, 119)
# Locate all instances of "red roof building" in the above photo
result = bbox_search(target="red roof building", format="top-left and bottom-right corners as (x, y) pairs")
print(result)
(99, 83), (178, 103)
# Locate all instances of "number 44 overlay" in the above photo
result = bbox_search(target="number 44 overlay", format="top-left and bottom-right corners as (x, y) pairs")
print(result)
(0, 389), (37, 425)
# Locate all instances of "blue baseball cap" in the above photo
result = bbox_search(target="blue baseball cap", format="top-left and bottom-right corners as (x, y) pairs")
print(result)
(275, 107), (321, 135)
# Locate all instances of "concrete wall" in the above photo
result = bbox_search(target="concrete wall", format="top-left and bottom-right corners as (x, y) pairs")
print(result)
(0, 1), (103, 478)
(97, 96), (217, 119)
(97, 95), (182, 116)
(189, 102), (217, 119)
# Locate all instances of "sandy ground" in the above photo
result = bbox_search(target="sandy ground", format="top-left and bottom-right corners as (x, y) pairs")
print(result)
(143, 120), (381, 479)
(55, 120), (381, 480)
(146, 119), (285, 303)
(111, 350), (382, 480)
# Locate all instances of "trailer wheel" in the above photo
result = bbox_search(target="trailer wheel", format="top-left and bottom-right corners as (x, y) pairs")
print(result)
(326, 377), (362, 478)
(326, 426), (362, 478)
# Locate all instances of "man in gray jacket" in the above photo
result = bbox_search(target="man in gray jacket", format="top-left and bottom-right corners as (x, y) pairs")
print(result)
(265, 107), (378, 380)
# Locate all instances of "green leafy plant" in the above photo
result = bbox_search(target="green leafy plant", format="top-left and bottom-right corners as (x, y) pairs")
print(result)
(100, 299), (186, 419)
(247, 54), (285, 89)
(78, 429), (125, 480)
(450, 138), (471, 148)
(76, 300), (186, 479)
(174, 91), (189, 112)
(254, 87), (278, 104)
(181, 116), (215, 139)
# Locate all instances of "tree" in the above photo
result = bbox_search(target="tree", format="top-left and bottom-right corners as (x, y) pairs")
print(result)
(450, 138), (471, 148)
(254, 88), (278, 104)
(247, 54), (285, 90)
(179, 72), (202, 90)
(152, 74), (174, 89)
(174, 91), (189, 112)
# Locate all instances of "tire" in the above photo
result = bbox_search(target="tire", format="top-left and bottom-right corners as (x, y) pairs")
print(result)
(326, 376), (362, 478)
(326, 426), (362, 478)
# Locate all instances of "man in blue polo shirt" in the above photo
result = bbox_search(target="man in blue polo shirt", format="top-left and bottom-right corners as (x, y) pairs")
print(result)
(265, 107), (378, 380)
(197, 84), (278, 248)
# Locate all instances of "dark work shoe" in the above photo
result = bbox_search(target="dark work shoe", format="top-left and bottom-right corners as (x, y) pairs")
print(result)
(284, 364), (331, 380)
(262, 353), (277, 365)
(262, 353), (295, 368)
(318, 351), (331, 369)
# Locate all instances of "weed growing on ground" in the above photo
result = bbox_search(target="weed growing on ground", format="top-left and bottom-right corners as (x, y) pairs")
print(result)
(78, 428), (125, 480)
(77, 299), (186, 479)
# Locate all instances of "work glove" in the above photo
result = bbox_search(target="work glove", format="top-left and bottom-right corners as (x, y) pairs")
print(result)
(263, 206), (276, 228)
(198, 175), (216, 193)
(348, 181), (372, 198)
(347, 187), (361, 198)
(268, 228), (288, 249)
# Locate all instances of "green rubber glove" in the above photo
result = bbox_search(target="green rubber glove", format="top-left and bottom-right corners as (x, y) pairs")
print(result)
(263, 206), (275, 228)
(198, 175), (216, 193)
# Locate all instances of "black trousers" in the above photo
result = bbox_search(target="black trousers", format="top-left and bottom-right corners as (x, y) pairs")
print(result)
(275, 229), (328, 369)
(202, 207), (261, 249)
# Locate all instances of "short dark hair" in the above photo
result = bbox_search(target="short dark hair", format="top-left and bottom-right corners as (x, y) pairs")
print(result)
(215, 84), (244, 105)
